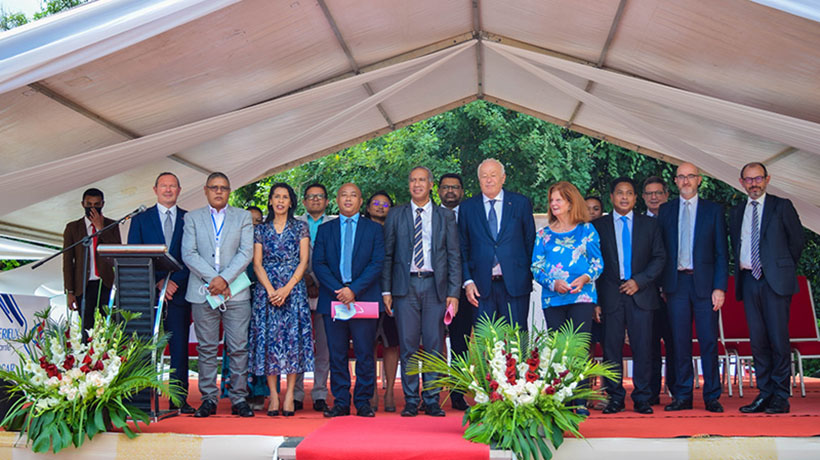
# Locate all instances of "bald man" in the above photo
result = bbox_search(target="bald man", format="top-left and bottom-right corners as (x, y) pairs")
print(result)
(312, 183), (385, 418)
(656, 162), (728, 413)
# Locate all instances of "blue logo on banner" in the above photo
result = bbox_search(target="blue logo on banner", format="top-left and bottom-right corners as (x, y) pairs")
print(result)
(0, 294), (30, 358)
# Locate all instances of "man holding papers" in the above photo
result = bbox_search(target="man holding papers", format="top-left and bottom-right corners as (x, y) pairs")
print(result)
(181, 172), (254, 418)
(313, 183), (385, 418)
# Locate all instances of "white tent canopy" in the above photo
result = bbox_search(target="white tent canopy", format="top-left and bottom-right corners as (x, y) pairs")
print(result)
(1, 0), (819, 249)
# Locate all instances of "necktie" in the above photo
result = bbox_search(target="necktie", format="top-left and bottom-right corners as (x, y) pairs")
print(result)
(163, 210), (174, 246)
(751, 201), (762, 280)
(621, 215), (631, 280)
(342, 218), (353, 282)
(488, 199), (499, 267)
(90, 223), (100, 277)
(678, 201), (691, 269)
(413, 208), (424, 270)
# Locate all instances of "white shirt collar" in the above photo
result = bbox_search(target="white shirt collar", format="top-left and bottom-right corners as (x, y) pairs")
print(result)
(157, 203), (177, 215)
(614, 209), (634, 221)
(411, 199), (433, 214)
(482, 189), (504, 203)
(680, 194), (698, 207)
(208, 204), (227, 216)
(747, 193), (766, 206)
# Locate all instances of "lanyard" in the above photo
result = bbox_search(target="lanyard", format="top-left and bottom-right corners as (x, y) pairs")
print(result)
(210, 212), (225, 246)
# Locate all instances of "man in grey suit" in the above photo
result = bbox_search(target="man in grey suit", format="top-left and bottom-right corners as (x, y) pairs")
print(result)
(382, 166), (461, 417)
(182, 172), (255, 418)
(293, 183), (336, 412)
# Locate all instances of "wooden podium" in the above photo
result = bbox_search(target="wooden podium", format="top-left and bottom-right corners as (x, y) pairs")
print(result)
(98, 244), (183, 419)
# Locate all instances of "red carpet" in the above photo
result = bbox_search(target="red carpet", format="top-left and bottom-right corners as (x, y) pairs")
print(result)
(143, 377), (820, 440)
(296, 416), (489, 460)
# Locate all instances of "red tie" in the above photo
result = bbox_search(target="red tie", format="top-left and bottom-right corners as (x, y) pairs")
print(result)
(90, 224), (100, 277)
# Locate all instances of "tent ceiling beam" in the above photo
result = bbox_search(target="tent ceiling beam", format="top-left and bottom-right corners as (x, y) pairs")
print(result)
(0, 221), (61, 246)
(764, 146), (798, 166)
(317, 0), (395, 130)
(473, 0), (484, 99)
(486, 95), (682, 168)
(255, 95), (478, 183)
(28, 82), (212, 176)
(565, 0), (627, 128)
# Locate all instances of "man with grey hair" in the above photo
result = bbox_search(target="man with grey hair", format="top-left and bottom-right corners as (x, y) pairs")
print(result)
(459, 158), (535, 329)
(382, 166), (461, 417)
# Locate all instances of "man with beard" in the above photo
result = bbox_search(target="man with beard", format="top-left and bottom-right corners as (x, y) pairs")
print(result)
(730, 162), (804, 414)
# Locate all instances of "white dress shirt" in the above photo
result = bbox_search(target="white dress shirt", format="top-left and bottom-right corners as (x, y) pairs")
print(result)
(84, 216), (100, 281)
(677, 195), (698, 270)
(613, 210), (633, 280)
(209, 205), (227, 271)
(157, 202), (177, 233)
(483, 190), (504, 276)
(442, 204), (459, 223)
(739, 194), (766, 270)
(410, 200), (434, 273)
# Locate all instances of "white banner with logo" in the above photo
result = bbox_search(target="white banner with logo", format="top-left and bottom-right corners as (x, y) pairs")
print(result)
(0, 294), (49, 373)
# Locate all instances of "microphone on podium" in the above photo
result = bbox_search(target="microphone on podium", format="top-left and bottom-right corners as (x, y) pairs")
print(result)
(122, 205), (148, 221)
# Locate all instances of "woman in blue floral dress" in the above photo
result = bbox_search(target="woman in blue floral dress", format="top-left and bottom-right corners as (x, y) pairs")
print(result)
(250, 182), (314, 417)
(531, 181), (602, 414)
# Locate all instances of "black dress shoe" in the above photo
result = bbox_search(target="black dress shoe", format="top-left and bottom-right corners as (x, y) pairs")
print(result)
(739, 395), (770, 413)
(323, 405), (350, 418)
(664, 399), (693, 411)
(193, 400), (217, 418)
(602, 401), (625, 414)
(647, 395), (660, 406)
(765, 396), (790, 414)
(634, 401), (654, 414)
(294, 400), (304, 411)
(424, 403), (446, 417)
(451, 394), (469, 411)
(171, 402), (197, 414)
(705, 399), (724, 413)
(401, 404), (419, 417)
(357, 405), (376, 417)
(313, 399), (328, 412)
(231, 401), (255, 417)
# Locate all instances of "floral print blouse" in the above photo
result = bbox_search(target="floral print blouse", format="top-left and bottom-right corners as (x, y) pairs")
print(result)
(531, 222), (603, 308)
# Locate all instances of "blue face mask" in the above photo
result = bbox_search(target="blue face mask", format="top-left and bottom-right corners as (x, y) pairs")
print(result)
(333, 303), (356, 321)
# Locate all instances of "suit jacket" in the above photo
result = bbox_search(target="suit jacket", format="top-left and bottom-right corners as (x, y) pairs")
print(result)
(312, 215), (385, 316)
(459, 189), (536, 297)
(593, 213), (666, 311)
(181, 206), (254, 304)
(657, 197), (728, 298)
(62, 216), (122, 296)
(127, 204), (190, 301)
(381, 203), (461, 302)
(729, 194), (805, 299)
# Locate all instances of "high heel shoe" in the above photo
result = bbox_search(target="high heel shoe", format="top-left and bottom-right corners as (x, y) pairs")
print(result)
(267, 400), (280, 417)
(282, 410), (295, 417)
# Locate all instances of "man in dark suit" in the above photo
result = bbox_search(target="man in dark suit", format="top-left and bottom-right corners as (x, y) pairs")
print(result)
(642, 176), (675, 405)
(439, 172), (472, 411)
(63, 188), (121, 334)
(459, 158), (535, 329)
(313, 183), (385, 418)
(593, 177), (666, 415)
(382, 167), (461, 417)
(657, 162), (728, 413)
(730, 162), (804, 414)
(127, 172), (194, 414)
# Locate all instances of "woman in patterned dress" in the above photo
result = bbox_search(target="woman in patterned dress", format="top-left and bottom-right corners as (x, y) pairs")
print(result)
(531, 181), (603, 414)
(250, 183), (314, 417)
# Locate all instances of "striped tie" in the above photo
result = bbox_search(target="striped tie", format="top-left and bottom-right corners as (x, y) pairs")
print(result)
(413, 207), (424, 270)
(751, 201), (762, 280)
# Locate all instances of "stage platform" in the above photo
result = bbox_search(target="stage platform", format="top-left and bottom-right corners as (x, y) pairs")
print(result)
(2, 377), (819, 459)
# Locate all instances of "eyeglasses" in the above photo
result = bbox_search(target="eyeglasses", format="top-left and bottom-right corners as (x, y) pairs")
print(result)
(675, 174), (699, 182)
(371, 200), (390, 208)
(440, 185), (462, 191)
(206, 185), (231, 192)
(305, 193), (326, 200)
(643, 191), (667, 197)
(741, 175), (767, 185)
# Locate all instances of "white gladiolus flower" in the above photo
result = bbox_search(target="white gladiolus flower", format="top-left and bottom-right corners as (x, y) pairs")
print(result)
(474, 391), (489, 404)
(518, 393), (535, 405)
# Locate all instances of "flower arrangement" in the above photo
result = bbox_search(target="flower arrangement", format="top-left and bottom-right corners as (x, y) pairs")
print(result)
(0, 307), (181, 453)
(409, 317), (616, 460)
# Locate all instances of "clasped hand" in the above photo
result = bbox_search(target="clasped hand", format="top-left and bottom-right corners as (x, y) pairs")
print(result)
(554, 274), (591, 294)
(267, 286), (291, 307)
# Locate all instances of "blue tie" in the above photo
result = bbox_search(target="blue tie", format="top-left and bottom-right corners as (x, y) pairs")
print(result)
(751, 201), (762, 280)
(413, 208), (424, 270)
(488, 199), (499, 267)
(342, 218), (353, 282)
(621, 215), (631, 280)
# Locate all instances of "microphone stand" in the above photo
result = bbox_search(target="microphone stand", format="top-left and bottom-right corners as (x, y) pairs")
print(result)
(32, 207), (147, 339)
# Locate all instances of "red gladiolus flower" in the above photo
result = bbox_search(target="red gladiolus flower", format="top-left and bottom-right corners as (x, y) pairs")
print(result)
(486, 372), (492, 381)
(64, 330), (70, 339)
(63, 355), (75, 370)
(66, 341), (71, 349)
(505, 367), (516, 380)
(525, 371), (539, 383)
(102, 352), (110, 360)
(544, 386), (556, 395)
(80, 365), (91, 373)
(89, 346), (95, 355)
(489, 380), (499, 392)
(82, 354), (92, 365)
(490, 392), (503, 402)
(93, 360), (104, 371)
(559, 370), (569, 378)
(553, 378), (561, 385)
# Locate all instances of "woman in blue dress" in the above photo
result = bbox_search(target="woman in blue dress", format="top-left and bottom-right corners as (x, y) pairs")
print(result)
(531, 181), (603, 415)
(250, 182), (314, 417)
